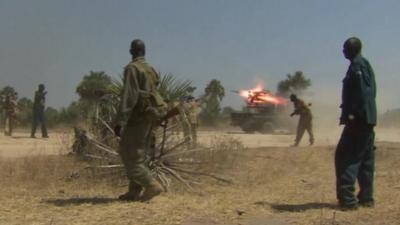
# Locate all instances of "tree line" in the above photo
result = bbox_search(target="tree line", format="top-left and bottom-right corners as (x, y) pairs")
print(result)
(1, 70), (313, 128)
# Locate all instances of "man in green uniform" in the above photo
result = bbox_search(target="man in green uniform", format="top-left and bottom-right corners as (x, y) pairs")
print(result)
(290, 94), (314, 146)
(335, 37), (377, 210)
(3, 95), (17, 136)
(115, 39), (166, 201)
(31, 84), (49, 138)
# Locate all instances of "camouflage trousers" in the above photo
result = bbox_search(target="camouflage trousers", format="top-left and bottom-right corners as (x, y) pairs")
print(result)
(190, 123), (197, 146)
(295, 115), (314, 145)
(119, 119), (155, 190)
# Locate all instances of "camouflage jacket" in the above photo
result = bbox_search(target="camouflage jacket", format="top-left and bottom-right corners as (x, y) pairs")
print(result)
(117, 57), (166, 125)
(186, 101), (199, 125)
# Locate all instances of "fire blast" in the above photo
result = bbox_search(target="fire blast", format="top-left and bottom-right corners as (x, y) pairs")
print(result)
(236, 85), (287, 106)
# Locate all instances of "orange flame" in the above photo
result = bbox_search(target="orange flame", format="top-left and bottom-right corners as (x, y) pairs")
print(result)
(238, 85), (287, 105)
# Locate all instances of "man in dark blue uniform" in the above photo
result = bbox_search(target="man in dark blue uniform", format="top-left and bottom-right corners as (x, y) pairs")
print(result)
(31, 84), (49, 138)
(335, 37), (377, 210)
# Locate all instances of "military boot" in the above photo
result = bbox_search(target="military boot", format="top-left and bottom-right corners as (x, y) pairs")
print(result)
(140, 181), (163, 202)
(118, 182), (143, 201)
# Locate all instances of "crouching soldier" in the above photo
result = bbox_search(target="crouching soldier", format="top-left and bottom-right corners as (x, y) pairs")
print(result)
(290, 94), (314, 146)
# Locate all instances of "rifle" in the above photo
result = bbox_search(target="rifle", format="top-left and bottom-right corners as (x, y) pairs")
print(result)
(159, 106), (180, 127)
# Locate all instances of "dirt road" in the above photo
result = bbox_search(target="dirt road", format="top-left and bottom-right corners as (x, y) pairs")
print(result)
(1, 127), (398, 158)
(0, 130), (71, 158)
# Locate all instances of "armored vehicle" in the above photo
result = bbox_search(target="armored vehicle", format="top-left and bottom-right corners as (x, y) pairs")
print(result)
(230, 88), (293, 133)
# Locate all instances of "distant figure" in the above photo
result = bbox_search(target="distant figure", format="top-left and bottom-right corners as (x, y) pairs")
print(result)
(165, 100), (180, 135)
(31, 84), (48, 138)
(114, 39), (165, 201)
(3, 95), (17, 136)
(178, 96), (192, 143)
(186, 96), (199, 147)
(335, 37), (377, 210)
(290, 94), (314, 146)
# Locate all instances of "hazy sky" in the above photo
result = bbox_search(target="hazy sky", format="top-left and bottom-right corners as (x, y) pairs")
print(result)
(1, 0), (399, 112)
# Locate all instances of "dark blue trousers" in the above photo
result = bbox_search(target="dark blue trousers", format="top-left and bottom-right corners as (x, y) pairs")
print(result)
(31, 109), (48, 137)
(335, 123), (375, 206)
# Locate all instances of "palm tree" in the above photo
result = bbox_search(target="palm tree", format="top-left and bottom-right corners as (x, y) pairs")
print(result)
(158, 73), (195, 102)
(201, 79), (225, 125)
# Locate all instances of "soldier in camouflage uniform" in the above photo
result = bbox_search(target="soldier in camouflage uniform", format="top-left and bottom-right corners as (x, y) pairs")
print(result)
(3, 95), (17, 136)
(186, 96), (199, 147)
(165, 100), (179, 135)
(115, 39), (166, 201)
(178, 97), (191, 142)
(290, 94), (314, 146)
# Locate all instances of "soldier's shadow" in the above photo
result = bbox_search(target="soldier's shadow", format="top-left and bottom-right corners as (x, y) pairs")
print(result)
(11, 136), (34, 139)
(255, 201), (337, 212)
(44, 197), (119, 206)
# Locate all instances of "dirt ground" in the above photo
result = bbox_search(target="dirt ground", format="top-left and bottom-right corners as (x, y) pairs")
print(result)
(1, 127), (399, 157)
(0, 128), (399, 225)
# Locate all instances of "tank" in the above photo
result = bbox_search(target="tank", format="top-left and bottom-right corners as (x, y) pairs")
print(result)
(230, 88), (293, 133)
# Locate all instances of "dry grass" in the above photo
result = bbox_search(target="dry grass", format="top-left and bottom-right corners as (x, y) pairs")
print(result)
(0, 140), (399, 225)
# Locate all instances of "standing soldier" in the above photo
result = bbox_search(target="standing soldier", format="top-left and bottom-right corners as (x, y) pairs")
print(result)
(186, 96), (199, 147)
(335, 37), (377, 210)
(114, 39), (166, 201)
(290, 94), (314, 146)
(165, 99), (182, 136)
(3, 95), (17, 136)
(31, 84), (49, 138)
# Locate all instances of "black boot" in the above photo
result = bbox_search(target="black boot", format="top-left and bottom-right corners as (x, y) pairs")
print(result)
(118, 182), (143, 201)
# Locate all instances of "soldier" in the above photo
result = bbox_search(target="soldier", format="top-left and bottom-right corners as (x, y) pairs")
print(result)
(186, 96), (199, 147)
(170, 100), (181, 135)
(335, 37), (377, 210)
(114, 39), (166, 201)
(3, 95), (17, 136)
(31, 84), (49, 138)
(178, 96), (192, 143)
(290, 94), (314, 146)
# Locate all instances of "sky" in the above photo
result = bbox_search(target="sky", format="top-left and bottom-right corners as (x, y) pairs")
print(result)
(0, 0), (399, 113)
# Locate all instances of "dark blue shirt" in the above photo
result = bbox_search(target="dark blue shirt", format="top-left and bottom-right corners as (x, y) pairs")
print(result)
(340, 54), (377, 125)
